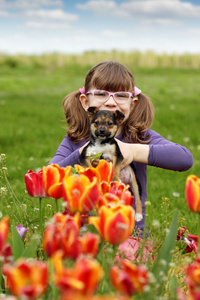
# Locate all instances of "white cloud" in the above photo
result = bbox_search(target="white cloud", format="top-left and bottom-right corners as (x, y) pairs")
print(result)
(77, 1), (117, 13)
(25, 9), (78, 21)
(77, 0), (200, 20)
(0, 0), (63, 9)
(25, 21), (70, 30)
(22, 9), (78, 30)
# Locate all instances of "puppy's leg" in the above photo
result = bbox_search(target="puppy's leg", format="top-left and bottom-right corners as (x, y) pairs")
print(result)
(112, 156), (122, 181)
(79, 146), (92, 168)
(128, 167), (143, 222)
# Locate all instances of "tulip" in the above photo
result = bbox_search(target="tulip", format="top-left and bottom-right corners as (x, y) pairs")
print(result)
(177, 226), (187, 241)
(75, 160), (113, 183)
(101, 181), (129, 196)
(24, 169), (49, 198)
(42, 164), (71, 199)
(1, 243), (12, 264)
(185, 175), (200, 213)
(78, 232), (100, 258)
(110, 259), (149, 295)
(74, 165), (101, 183)
(59, 292), (131, 300)
(53, 251), (104, 295)
(63, 174), (100, 213)
(43, 212), (81, 259)
(185, 234), (198, 254)
(0, 216), (9, 252)
(185, 256), (200, 298)
(98, 181), (134, 208)
(89, 205), (135, 245)
(3, 259), (48, 299)
(176, 226), (199, 254)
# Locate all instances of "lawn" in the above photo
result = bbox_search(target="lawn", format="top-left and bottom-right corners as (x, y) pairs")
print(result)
(0, 55), (199, 233)
(0, 53), (200, 299)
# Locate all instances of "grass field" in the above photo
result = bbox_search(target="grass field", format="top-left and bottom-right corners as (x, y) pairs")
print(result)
(0, 52), (200, 237)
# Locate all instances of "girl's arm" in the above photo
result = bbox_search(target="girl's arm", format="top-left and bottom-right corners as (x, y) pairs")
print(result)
(48, 136), (87, 167)
(116, 141), (149, 168)
(116, 130), (193, 172)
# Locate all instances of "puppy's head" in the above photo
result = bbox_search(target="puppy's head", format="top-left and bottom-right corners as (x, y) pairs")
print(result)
(87, 106), (125, 140)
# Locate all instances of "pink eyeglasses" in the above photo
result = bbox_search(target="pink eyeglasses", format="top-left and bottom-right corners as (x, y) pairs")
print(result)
(86, 90), (136, 104)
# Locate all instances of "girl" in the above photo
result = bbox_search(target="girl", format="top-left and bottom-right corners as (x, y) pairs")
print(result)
(49, 61), (193, 237)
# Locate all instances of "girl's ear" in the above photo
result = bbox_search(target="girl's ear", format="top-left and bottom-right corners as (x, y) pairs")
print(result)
(79, 94), (89, 111)
(131, 97), (138, 110)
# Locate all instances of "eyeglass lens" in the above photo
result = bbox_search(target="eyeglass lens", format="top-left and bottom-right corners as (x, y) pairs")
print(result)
(93, 91), (130, 102)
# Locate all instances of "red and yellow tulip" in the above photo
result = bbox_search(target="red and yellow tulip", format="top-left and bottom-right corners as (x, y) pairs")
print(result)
(53, 251), (104, 295)
(75, 160), (113, 183)
(89, 205), (135, 245)
(42, 164), (72, 199)
(97, 181), (134, 209)
(78, 232), (100, 258)
(43, 212), (80, 259)
(24, 169), (49, 198)
(63, 174), (100, 213)
(59, 292), (131, 300)
(110, 259), (149, 295)
(74, 165), (101, 183)
(0, 216), (9, 252)
(184, 256), (200, 298)
(185, 175), (200, 213)
(3, 259), (48, 299)
(0, 217), (12, 264)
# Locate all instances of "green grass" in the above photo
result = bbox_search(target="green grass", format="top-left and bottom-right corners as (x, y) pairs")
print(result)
(0, 57), (200, 236)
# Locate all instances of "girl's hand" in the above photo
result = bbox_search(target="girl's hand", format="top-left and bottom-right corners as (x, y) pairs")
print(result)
(115, 139), (150, 169)
(79, 141), (89, 154)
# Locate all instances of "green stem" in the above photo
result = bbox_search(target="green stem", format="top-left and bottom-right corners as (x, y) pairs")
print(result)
(55, 199), (59, 212)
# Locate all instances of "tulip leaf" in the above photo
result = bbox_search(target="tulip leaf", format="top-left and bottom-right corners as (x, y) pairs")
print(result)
(11, 224), (24, 261)
(169, 275), (179, 299)
(151, 210), (178, 290)
(21, 234), (40, 259)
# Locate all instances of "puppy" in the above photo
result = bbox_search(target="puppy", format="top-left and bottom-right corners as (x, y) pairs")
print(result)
(79, 106), (143, 222)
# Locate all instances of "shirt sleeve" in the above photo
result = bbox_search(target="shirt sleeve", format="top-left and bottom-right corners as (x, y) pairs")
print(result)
(148, 130), (193, 172)
(47, 136), (87, 167)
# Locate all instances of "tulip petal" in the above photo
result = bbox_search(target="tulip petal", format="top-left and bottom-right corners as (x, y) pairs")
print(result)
(63, 175), (100, 213)
(0, 216), (9, 252)
(185, 175), (200, 213)
(96, 160), (113, 182)
(89, 205), (135, 245)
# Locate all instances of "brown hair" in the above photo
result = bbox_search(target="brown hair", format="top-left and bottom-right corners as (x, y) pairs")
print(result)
(63, 61), (154, 143)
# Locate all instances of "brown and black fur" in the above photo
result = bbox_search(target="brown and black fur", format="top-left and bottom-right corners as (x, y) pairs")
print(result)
(79, 106), (143, 221)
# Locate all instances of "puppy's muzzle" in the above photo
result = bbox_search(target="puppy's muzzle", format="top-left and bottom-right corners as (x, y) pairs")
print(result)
(95, 126), (111, 138)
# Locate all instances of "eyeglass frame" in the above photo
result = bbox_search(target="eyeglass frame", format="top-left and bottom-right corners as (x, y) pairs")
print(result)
(86, 89), (137, 104)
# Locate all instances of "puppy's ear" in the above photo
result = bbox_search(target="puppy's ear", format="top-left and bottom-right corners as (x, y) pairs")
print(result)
(114, 110), (125, 125)
(87, 106), (99, 121)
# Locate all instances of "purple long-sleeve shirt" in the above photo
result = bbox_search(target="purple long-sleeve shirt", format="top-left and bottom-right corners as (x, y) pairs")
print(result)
(48, 129), (193, 236)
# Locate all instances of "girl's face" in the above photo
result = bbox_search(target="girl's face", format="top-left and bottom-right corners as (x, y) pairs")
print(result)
(80, 86), (137, 134)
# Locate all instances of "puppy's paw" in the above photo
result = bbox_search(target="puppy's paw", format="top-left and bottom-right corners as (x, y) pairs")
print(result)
(135, 213), (143, 222)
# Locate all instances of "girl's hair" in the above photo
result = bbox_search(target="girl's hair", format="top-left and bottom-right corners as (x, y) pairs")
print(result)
(63, 61), (155, 143)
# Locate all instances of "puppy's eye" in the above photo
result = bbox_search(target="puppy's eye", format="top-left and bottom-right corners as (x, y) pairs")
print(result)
(94, 121), (99, 126)
(108, 121), (113, 126)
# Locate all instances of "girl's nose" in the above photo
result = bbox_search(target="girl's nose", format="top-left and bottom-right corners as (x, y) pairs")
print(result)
(105, 95), (117, 105)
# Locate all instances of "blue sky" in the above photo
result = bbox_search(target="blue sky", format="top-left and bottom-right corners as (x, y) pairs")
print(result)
(0, 0), (199, 54)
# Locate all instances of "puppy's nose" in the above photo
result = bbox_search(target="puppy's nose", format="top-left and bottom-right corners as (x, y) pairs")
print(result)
(99, 127), (105, 134)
